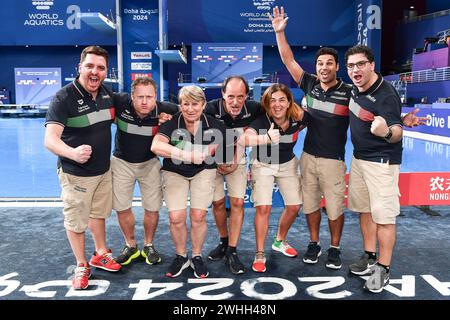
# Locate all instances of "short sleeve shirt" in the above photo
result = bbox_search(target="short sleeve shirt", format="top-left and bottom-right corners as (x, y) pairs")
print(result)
(113, 92), (179, 163)
(348, 73), (403, 164)
(299, 72), (351, 160)
(45, 79), (115, 176)
(157, 112), (228, 177)
(248, 113), (303, 164)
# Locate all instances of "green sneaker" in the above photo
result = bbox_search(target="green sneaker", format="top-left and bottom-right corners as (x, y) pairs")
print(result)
(115, 245), (140, 266)
(272, 239), (298, 257)
(141, 244), (162, 265)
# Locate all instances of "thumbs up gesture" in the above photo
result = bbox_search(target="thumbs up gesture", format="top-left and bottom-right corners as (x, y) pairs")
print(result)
(267, 123), (280, 144)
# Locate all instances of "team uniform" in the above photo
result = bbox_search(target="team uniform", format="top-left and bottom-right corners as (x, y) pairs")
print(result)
(347, 73), (403, 225)
(157, 112), (228, 211)
(205, 98), (264, 201)
(112, 93), (179, 213)
(45, 79), (115, 233)
(298, 72), (351, 219)
(247, 113), (303, 207)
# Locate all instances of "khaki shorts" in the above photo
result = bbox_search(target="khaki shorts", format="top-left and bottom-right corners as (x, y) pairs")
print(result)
(213, 164), (248, 201)
(58, 168), (112, 233)
(347, 157), (400, 224)
(161, 169), (216, 211)
(300, 152), (346, 220)
(250, 157), (302, 206)
(111, 156), (162, 212)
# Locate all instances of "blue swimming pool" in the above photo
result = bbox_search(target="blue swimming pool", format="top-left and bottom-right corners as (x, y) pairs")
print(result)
(0, 118), (449, 198)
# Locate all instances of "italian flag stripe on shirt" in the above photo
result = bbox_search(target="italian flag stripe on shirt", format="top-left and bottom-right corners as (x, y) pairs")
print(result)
(349, 99), (375, 122)
(279, 130), (299, 143)
(67, 108), (115, 128)
(116, 118), (159, 136)
(306, 95), (349, 116)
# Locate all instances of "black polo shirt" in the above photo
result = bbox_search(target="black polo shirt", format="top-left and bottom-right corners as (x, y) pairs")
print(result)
(45, 79), (115, 176)
(248, 113), (303, 164)
(113, 93), (179, 163)
(299, 72), (351, 160)
(349, 73), (403, 164)
(157, 112), (227, 178)
(205, 98), (264, 131)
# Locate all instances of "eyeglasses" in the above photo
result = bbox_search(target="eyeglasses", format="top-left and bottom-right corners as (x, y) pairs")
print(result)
(346, 60), (370, 70)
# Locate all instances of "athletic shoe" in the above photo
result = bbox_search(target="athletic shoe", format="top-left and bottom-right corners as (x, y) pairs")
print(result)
(166, 254), (190, 278)
(325, 247), (342, 269)
(141, 244), (162, 265)
(115, 245), (140, 266)
(349, 253), (377, 275)
(225, 250), (245, 275)
(208, 241), (227, 261)
(364, 264), (390, 293)
(89, 249), (122, 272)
(72, 262), (91, 290)
(251, 251), (266, 273)
(303, 241), (322, 264)
(190, 256), (209, 278)
(272, 239), (298, 257)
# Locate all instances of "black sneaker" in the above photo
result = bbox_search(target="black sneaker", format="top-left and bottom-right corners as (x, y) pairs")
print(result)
(325, 247), (342, 269)
(303, 241), (322, 264)
(190, 256), (209, 278)
(166, 255), (190, 278)
(225, 250), (245, 275)
(208, 241), (227, 261)
(349, 253), (377, 275)
(115, 245), (140, 266)
(141, 244), (162, 265)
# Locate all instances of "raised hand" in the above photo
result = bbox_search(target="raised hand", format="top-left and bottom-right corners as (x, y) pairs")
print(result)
(158, 112), (173, 125)
(402, 108), (429, 127)
(269, 6), (289, 33)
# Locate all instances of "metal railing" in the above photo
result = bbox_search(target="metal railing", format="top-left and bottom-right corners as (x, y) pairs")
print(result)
(398, 66), (450, 84)
(401, 9), (450, 24)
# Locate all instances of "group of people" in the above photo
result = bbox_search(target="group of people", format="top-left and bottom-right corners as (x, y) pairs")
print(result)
(44, 6), (426, 294)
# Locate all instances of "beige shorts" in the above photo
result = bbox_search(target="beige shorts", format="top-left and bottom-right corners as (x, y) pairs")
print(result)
(213, 164), (248, 201)
(161, 169), (216, 211)
(300, 152), (346, 220)
(347, 157), (400, 224)
(111, 156), (162, 212)
(250, 157), (302, 206)
(58, 168), (112, 233)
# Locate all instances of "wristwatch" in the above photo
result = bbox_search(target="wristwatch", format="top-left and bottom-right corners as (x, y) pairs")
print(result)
(384, 127), (393, 141)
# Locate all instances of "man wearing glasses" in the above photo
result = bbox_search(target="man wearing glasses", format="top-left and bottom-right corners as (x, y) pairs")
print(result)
(345, 45), (403, 293)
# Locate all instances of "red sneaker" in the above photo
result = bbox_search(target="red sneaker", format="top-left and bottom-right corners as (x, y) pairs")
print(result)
(72, 262), (91, 290)
(89, 249), (122, 272)
(252, 251), (267, 273)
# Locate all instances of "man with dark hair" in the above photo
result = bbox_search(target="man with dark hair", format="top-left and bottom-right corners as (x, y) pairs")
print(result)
(345, 44), (403, 293)
(44, 45), (121, 290)
(112, 77), (179, 267)
(205, 75), (264, 274)
(270, 6), (426, 271)
(271, 7), (350, 269)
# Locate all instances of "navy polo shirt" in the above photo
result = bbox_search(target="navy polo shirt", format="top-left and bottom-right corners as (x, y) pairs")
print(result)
(248, 113), (303, 164)
(157, 112), (228, 177)
(45, 79), (115, 176)
(348, 73), (403, 164)
(299, 72), (351, 160)
(113, 93), (179, 163)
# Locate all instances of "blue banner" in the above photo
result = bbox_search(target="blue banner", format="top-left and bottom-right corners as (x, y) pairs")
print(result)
(14, 68), (61, 106)
(402, 107), (450, 137)
(168, 0), (354, 46)
(121, 0), (160, 93)
(0, 0), (116, 46)
(192, 43), (263, 83)
(354, 0), (382, 69)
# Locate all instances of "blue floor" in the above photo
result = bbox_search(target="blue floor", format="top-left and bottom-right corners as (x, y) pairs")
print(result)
(1, 118), (450, 198)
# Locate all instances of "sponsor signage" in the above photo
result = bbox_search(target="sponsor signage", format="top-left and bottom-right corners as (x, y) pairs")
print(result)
(131, 62), (152, 71)
(131, 52), (152, 60)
